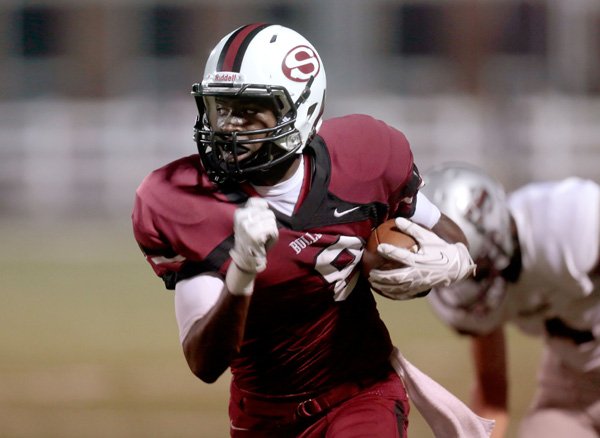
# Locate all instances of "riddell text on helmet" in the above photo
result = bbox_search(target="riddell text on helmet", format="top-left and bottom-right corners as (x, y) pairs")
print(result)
(213, 72), (243, 83)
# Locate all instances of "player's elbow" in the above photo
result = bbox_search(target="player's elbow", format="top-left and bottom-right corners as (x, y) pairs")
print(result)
(184, 354), (222, 383)
(182, 342), (228, 383)
(193, 367), (221, 384)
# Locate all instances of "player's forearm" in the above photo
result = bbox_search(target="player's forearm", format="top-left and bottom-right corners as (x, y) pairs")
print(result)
(182, 291), (251, 383)
(470, 330), (509, 437)
(182, 198), (276, 382)
(431, 213), (469, 246)
(471, 382), (509, 438)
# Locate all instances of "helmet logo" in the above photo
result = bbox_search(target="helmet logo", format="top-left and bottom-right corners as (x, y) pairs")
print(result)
(282, 45), (320, 82)
(465, 187), (491, 230)
(465, 187), (511, 261)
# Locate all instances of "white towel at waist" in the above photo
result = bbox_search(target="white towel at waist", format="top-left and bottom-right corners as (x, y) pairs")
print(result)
(390, 347), (495, 438)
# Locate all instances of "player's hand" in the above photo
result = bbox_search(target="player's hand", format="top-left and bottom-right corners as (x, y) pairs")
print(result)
(368, 217), (476, 300)
(230, 197), (279, 274)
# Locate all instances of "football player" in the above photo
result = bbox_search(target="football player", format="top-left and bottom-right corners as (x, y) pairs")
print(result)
(132, 24), (484, 437)
(423, 163), (600, 438)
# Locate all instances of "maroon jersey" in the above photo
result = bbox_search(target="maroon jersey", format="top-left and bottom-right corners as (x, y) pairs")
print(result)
(132, 114), (421, 395)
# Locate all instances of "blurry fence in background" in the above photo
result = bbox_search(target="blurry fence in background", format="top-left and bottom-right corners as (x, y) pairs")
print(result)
(1, 94), (599, 222)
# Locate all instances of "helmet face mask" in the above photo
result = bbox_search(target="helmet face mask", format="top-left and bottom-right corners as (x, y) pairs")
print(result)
(191, 24), (326, 185)
(421, 163), (514, 273)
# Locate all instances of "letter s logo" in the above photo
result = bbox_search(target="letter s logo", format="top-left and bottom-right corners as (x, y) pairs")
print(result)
(282, 46), (320, 82)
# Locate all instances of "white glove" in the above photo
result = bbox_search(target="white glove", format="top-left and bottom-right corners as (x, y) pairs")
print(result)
(226, 197), (278, 296)
(368, 217), (476, 300)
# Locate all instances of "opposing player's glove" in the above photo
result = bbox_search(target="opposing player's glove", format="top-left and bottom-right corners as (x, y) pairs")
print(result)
(368, 217), (476, 300)
(226, 197), (279, 296)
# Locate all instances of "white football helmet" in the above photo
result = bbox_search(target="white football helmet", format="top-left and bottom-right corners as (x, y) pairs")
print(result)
(192, 23), (327, 184)
(421, 163), (514, 271)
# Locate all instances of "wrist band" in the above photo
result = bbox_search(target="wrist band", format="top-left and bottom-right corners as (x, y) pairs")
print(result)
(225, 263), (256, 296)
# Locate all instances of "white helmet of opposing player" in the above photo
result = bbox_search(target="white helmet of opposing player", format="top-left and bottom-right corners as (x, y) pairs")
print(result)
(191, 23), (327, 185)
(421, 163), (514, 271)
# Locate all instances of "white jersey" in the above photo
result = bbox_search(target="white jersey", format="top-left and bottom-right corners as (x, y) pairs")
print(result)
(429, 177), (600, 372)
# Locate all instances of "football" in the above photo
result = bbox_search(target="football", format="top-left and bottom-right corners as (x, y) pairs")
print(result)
(362, 219), (419, 276)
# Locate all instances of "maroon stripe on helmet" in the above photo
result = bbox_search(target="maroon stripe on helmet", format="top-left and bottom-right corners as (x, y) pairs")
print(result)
(218, 23), (272, 72)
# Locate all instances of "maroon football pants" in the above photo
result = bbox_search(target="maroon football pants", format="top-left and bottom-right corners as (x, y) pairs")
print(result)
(229, 371), (410, 437)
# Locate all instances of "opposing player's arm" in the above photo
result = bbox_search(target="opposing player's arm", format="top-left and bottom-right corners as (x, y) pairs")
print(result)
(427, 273), (510, 437)
(470, 328), (509, 438)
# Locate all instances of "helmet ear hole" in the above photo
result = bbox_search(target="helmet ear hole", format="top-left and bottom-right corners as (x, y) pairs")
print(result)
(306, 103), (317, 119)
(294, 75), (314, 108)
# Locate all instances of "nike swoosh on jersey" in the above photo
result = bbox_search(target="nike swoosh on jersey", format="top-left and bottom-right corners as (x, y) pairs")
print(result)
(333, 206), (360, 217)
(150, 254), (186, 265)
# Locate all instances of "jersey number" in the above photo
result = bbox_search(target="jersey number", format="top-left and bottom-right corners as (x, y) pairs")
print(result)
(314, 236), (364, 301)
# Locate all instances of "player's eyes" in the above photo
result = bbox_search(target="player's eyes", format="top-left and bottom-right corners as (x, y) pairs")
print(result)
(215, 106), (260, 117)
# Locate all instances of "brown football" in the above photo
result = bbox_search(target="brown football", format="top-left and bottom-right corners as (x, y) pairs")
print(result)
(362, 219), (419, 276)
